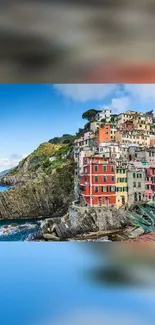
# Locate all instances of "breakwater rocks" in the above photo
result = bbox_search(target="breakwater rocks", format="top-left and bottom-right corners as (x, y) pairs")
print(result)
(36, 205), (130, 241)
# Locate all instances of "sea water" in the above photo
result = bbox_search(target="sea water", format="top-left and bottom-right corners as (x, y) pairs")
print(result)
(0, 186), (40, 241)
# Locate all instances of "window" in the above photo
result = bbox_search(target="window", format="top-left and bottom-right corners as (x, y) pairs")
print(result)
(95, 186), (98, 192)
(111, 176), (115, 181)
(120, 187), (123, 192)
(110, 186), (115, 192)
(140, 174), (142, 178)
(133, 173), (135, 178)
(102, 186), (107, 192)
(133, 182), (136, 187)
(134, 193), (137, 201)
(138, 182), (141, 187)
(94, 165), (98, 172)
(103, 176), (107, 182)
(111, 165), (114, 172)
(103, 165), (107, 172)
(94, 176), (98, 182)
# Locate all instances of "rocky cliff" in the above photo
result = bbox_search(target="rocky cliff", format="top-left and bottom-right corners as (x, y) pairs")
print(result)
(0, 164), (74, 219)
(0, 141), (75, 219)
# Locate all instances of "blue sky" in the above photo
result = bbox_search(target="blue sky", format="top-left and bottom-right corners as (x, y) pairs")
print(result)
(0, 84), (155, 171)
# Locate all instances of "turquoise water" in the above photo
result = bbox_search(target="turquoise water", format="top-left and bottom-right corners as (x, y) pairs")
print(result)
(0, 186), (41, 241)
(0, 185), (10, 192)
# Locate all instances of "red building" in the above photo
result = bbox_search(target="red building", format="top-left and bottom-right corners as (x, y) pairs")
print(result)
(122, 120), (133, 131)
(80, 156), (116, 207)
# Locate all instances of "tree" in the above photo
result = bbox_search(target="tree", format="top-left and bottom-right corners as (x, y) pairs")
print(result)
(82, 109), (98, 122)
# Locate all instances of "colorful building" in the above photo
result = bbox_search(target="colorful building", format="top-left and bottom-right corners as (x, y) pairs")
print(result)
(145, 167), (153, 200)
(116, 166), (128, 208)
(127, 170), (146, 208)
(97, 124), (111, 143)
(122, 120), (133, 131)
(115, 130), (150, 146)
(80, 156), (116, 207)
(99, 142), (121, 159)
(95, 107), (112, 122)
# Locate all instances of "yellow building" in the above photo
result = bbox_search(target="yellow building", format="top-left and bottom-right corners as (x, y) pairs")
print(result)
(116, 167), (128, 209)
(133, 118), (150, 131)
(110, 124), (117, 140)
(115, 130), (150, 146)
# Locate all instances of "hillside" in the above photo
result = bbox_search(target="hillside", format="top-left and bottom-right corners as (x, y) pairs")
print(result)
(0, 165), (75, 219)
(0, 139), (75, 219)
(1, 141), (74, 186)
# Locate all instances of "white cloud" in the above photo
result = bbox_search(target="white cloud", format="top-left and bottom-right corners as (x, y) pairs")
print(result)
(53, 84), (117, 102)
(124, 84), (155, 102)
(111, 96), (130, 113)
(0, 154), (28, 172)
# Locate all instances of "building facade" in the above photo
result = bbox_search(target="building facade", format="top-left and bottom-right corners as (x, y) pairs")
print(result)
(99, 142), (121, 159)
(145, 167), (153, 200)
(127, 170), (146, 208)
(80, 156), (116, 207)
(116, 165), (128, 208)
(97, 124), (111, 143)
(96, 107), (112, 122)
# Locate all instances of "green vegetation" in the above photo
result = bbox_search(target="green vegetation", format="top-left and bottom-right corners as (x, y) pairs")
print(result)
(6, 166), (18, 176)
(49, 134), (75, 145)
(100, 118), (106, 123)
(43, 158), (64, 175)
(75, 122), (90, 138)
(82, 109), (98, 122)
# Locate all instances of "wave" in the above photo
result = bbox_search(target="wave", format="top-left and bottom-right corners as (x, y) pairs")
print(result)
(0, 223), (38, 237)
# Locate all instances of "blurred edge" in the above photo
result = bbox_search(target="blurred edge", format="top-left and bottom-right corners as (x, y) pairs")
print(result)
(0, 1), (155, 82)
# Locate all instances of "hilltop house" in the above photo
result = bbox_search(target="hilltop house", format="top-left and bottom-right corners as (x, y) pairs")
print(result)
(95, 107), (112, 122)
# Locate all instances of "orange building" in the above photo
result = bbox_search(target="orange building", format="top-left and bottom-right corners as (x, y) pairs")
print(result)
(98, 124), (111, 143)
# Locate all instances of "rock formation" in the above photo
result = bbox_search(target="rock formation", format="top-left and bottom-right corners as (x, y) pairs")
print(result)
(40, 205), (130, 241)
(0, 165), (74, 220)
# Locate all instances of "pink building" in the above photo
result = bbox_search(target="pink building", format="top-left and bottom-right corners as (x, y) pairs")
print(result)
(145, 167), (153, 200)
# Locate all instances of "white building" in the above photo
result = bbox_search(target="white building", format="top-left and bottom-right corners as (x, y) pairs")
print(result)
(96, 107), (112, 122)
(99, 142), (121, 159)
